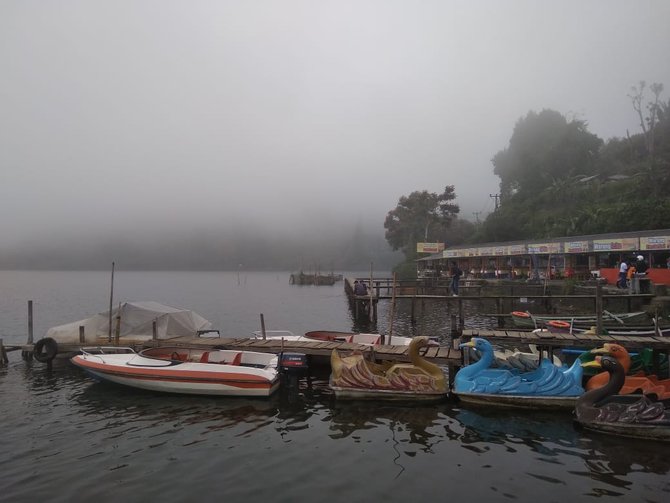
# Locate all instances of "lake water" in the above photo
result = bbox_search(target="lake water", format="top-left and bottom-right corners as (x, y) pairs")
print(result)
(1, 270), (669, 502)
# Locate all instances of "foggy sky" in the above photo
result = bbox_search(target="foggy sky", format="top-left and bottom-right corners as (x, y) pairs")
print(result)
(2, 1), (669, 254)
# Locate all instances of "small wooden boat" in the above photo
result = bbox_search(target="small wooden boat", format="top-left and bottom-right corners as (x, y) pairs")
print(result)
(575, 356), (670, 441)
(71, 346), (281, 397)
(453, 337), (584, 409)
(329, 337), (448, 401)
(305, 330), (419, 346)
(252, 330), (427, 346)
(510, 310), (649, 329)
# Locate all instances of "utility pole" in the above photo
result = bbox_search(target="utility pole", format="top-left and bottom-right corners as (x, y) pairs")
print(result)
(489, 193), (500, 211)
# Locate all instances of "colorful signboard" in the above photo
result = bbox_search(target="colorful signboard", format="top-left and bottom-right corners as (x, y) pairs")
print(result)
(592, 238), (638, 252)
(478, 246), (493, 256)
(565, 240), (590, 253)
(508, 244), (526, 255)
(527, 242), (562, 254)
(640, 236), (670, 250)
(417, 242), (445, 253)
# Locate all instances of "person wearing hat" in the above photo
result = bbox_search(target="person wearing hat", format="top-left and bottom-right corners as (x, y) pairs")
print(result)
(635, 254), (648, 274)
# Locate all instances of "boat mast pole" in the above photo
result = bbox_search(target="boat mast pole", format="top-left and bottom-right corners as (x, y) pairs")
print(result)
(108, 261), (115, 342)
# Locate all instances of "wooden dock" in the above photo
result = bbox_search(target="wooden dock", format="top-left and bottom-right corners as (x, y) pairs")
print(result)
(23, 336), (463, 366)
(461, 328), (670, 351)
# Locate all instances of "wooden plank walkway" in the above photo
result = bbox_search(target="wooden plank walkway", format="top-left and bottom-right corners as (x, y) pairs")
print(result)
(162, 336), (462, 365)
(461, 329), (670, 351)
(27, 336), (463, 366)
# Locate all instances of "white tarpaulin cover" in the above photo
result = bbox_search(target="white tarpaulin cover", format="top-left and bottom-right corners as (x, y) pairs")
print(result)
(45, 301), (213, 344)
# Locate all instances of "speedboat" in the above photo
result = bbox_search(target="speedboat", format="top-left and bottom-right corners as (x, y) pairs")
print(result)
(71, 346), (281, 397)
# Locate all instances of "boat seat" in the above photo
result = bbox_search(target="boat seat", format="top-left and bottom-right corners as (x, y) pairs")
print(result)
(199, 352), (210, 363)
(230, 352), (242, 366)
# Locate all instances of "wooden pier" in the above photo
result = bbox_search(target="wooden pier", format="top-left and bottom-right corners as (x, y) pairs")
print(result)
(27, 336), (462, 367)
(346, 276), (657, 328)
(461, 328), (670, 351)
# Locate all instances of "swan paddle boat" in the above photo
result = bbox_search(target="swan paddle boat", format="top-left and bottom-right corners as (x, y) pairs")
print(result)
(464, 342), (563, 371)
(71, 346), (282, 397)
(329, 336), (448, 401)
(453, 337), (584, 409)
(583, 343), (670, 400)
(576, 356), (670, 441)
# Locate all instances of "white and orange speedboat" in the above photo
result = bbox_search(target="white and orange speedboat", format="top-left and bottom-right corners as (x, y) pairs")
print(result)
(71, 346), (281, 397)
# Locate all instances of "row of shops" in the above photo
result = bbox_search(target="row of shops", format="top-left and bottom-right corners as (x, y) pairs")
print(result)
(417, 229), (670, 285)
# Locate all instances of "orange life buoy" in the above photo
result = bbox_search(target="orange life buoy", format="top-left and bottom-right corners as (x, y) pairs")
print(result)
(512, 311), (530, 318)
(547, 320), (570, 330)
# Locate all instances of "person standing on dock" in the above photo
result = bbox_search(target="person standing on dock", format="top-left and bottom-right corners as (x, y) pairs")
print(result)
(449, 261), (462, 296)
(627, 261), (637, 294)
(616, 260), (628, 289)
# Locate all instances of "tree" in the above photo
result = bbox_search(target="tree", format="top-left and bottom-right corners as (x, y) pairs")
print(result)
(383, 186), (460, 258)
(492, 109), (602, 200)
(629, 81), (664, 160)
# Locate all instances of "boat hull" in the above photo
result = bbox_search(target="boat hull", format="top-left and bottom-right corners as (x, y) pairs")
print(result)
(71, 353), (279, 397)
(330, 384), (447, 402)
(576, 420), (670, 442)
(454, 391), (578, 410)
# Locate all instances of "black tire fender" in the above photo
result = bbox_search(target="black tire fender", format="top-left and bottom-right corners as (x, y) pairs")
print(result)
(33, 337), (58, 363)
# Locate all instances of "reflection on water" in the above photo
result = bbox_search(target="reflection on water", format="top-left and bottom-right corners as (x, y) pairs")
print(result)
(2, 271), (669, 501)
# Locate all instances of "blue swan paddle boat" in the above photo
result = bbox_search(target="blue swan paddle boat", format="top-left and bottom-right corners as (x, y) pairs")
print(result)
(454, 337), (584, 409)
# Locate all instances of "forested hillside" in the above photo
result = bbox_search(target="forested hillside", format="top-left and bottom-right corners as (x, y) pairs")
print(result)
(476, 83), (670, 242)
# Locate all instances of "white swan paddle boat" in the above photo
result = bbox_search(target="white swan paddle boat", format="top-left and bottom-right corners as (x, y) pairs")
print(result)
(71, 346), (282, 397)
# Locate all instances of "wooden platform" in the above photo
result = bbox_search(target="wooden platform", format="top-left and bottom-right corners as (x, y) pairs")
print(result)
(461, 329), (670, 351)
(25, 336), (462, 366)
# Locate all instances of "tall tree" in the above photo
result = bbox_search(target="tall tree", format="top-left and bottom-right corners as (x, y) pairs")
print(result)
(492, 109), (602, 200)
(629, 81), (664, 161)
(384, 186), (459, 258)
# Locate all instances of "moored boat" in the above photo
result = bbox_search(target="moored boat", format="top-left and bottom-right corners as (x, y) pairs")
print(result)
(71, 346), (282, 397)
(575, 356), (670, 441)
(305, 330), (433, 346)
(329, 336), (448, 401)
(453, 337), (584, 409)
(510, 310), (650, 329)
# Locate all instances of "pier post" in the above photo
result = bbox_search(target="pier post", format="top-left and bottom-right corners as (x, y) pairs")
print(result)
(79, 326), (85, 344)
(114, 313), (121, 345)
(458, 299), (464, 335)
(28, 300), (34, 345)
(411, 296), (416, 325)
(496, 298), (503, 328)
(152, 320), (157, 340)
(0, 339), (8, 366)
(595, 280), (604, 335)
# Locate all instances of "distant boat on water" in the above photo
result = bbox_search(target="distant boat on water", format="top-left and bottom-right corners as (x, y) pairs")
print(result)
(289, 271), (341, 285)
